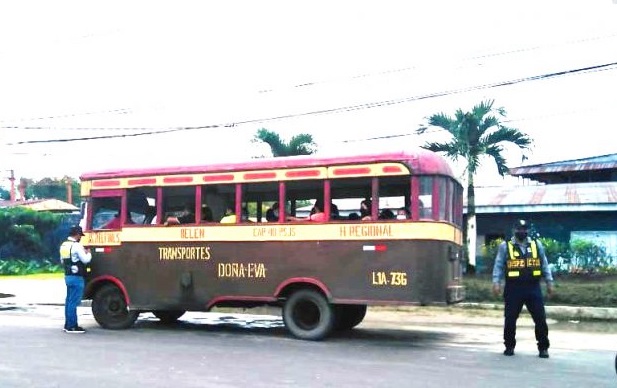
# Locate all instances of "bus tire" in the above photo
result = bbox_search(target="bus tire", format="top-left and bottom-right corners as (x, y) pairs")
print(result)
(153, 310), (185, 324)
(92, 284), (139, 330)
(283, 289), (335, 341)
(334, 304), (367, 331)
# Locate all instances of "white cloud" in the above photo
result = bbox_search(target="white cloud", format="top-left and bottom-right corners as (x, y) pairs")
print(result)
(1, 0), (617, 184)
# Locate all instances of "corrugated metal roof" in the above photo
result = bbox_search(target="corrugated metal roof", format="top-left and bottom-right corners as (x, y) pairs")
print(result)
(509, 153), (617, 176)
(0, 199), (78, 212)
(468, 181), (617, 214)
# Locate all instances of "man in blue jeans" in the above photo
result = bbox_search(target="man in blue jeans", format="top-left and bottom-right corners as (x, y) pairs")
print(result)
(59, 226), (92, 333)
(492, 219), (554, 358)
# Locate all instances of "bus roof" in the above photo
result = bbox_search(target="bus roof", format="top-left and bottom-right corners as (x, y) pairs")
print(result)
(80, 149), (454, 181)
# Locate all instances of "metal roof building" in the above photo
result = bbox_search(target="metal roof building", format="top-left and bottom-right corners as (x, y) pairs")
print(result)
(470, 153), (617, 270)
(472, 181), (617, 214)
(508, 153), (617, 184)
(0, 198), (78, 213)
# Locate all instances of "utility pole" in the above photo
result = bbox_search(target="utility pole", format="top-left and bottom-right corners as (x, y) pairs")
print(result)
(8, 170), (16, 202)
(65, 177), (73, 204)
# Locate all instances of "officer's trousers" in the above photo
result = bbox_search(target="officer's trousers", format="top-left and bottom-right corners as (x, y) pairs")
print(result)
(503, 282), (549, 351)
(64, 275), (85, 330)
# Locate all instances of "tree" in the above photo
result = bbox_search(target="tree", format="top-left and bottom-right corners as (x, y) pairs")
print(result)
(22, 176), (81, 205)
(417, 99), (532, 269)
(253, 128), (317, 157)
(0, 207), (65, 260)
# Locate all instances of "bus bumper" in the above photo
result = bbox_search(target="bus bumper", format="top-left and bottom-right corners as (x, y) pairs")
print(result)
(446, 284), (465, 304)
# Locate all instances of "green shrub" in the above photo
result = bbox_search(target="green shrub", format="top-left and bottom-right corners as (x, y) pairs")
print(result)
(0, 258), (62, 276)
(569, 239), (610, 273)
(479, 238), (504, 274)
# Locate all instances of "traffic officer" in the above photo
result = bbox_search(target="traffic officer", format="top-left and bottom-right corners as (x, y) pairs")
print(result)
(59, 225), (92, 333)
(492, 219), (554, 358)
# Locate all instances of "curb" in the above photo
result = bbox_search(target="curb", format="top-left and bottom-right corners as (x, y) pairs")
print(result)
(458, 302), (617, 321)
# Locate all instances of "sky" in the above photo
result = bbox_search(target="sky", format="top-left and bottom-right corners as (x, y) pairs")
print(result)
(1, 0), (617, 190)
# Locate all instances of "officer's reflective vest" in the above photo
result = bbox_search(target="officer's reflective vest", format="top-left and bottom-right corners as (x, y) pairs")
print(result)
(59, 239), (87, 277)
(505, 239), (542, 283)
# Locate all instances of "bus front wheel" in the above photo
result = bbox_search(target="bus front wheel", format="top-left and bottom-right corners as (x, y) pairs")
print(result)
(92, 284), (139, 330)
(283, 289), (335, 341)
(153, 310), (185, 324)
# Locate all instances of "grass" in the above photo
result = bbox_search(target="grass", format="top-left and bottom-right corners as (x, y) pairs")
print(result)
(464, 274), (617, 308)
(0, 272), (63, 280)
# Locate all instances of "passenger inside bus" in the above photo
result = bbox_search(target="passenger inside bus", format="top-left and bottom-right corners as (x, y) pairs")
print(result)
(265, 202), (279, 222)
(287, 199), (326, 222)
(220, 206), (236, 223)
(379, 209), (395, 220)
(164, 216), (181, 226)
(177, 204), (195, 224)
(102, 213), (122, 229)
(359, 199), (372, 221)
(144, 206), (157, 224)
(396, 207), (410, 220)
(331, 203), (340, 220)
(102, 213), (133, 229)
(201, 205), (214, 222)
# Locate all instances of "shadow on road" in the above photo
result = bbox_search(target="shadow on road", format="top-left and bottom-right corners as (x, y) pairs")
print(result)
(128, 312), (456, 348)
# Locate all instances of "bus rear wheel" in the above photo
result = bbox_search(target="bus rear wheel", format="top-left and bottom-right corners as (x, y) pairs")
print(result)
(153, 310), (185, 324)
(283, 289), (335, 341)
(92, 284), (139, 330)
(334, 304), (367, 331)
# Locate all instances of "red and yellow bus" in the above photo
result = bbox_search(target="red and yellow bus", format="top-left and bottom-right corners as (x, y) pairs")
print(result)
(79, 149), (465, 340)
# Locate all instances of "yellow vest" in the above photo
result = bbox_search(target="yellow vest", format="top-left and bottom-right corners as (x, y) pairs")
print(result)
(506, 240), (542, 282)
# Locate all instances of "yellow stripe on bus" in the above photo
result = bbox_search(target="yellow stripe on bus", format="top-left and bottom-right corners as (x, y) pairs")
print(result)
(83, 222), (462, 245)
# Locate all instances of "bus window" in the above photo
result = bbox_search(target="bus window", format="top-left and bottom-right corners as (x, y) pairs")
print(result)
(127, 188), (154, 225)
(438, 177), (447, 221)
(419, 176), (433, 219)
(330, 177), (372, 220)
(453, 182), (464, 226)
(205, 183), (236, 223)
(92, 196), (120, 229)
(444, 179), (454, 223)
(162, 186), (196, 225)
(286, 179), (325, 221)
(377, 176), (410, 220)
(242, 181), (279, 223)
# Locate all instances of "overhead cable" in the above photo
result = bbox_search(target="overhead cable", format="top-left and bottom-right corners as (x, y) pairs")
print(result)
(5, 60), (617, 146)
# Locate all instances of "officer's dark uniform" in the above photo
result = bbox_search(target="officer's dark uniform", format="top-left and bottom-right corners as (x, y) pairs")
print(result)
(492, 220), (553, 358)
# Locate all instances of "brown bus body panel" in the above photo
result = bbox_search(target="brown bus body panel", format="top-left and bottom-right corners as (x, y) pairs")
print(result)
(80, 150), (466, 335)
(84, 232), (463, 311)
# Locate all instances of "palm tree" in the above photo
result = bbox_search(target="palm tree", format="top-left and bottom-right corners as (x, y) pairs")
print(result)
(253, 128), (317, 157)
(416, 99), (532, 269)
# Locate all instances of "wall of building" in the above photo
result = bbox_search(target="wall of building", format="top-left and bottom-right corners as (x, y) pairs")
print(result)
(472, 211), (617, 273)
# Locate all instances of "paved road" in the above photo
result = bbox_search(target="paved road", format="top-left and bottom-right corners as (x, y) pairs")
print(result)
(1, 301), (616, 388)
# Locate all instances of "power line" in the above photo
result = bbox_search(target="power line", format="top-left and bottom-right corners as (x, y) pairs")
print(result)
(259, 32), (617, 93)
(4, 60), (617, 146)
(0, 107), (133, 124)
(342, 105), (610, 144)
(6, 33), (616, 128)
